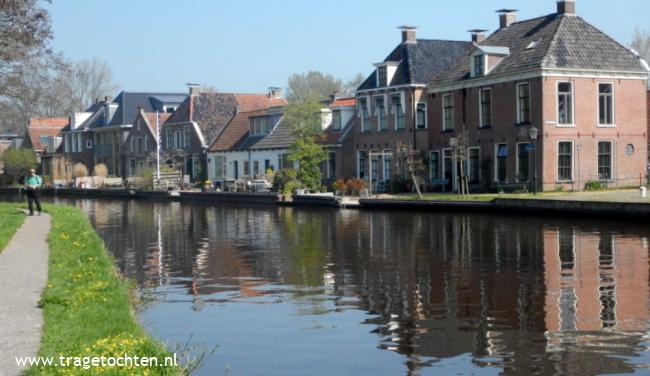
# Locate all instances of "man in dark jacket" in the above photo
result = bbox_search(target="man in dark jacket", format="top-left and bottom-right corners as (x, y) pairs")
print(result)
(24, 168), (42, 216)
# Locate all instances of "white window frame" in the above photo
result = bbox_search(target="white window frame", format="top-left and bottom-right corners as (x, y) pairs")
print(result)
(382, 149), (392, 181)
(429, 150), (440, 180)
(415, 102), (427, 130)
(557, 140), (574, 182)
(478, 88), (492, 128)
(374, 95), (387, 131)
(391, 93), (405, 130)
(597, 82), (615, 127)
(516, 82), (531, 125)
(515, 142), (531, 183)
(597, 140), (615, 181)
(471, 54), (487, 78)
(360, 97), (371, 133)
(467, 147), (481, 183)
(442, 94), (454, 131)
(86, 139), (93, 149)
(556, 81), (575, 127)
(494, 143), (508, 183)
(442, 148), (453, 185)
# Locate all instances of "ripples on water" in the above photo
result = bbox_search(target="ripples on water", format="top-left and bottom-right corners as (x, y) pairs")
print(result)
(27, 198), (650, 374)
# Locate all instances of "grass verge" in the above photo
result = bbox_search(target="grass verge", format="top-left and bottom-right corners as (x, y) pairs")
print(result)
(26, 204), (182, 375)
(0, 202), (25, 253)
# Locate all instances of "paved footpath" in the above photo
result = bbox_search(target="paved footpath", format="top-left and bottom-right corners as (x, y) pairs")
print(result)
(0, 212), (50, 376)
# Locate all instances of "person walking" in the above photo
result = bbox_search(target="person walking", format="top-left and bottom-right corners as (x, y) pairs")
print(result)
(24, 168), (43, 216)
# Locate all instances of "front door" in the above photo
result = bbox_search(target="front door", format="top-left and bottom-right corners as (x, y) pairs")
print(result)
(233, 161), (239, 180)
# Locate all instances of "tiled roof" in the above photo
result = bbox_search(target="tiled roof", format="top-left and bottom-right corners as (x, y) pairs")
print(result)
(431, 13), (647, 86)
(331, 98), (356, 107)
(26, 117), (69, 152)
(357, 39), (473, 91)
(143, 112), (172, 136)
(166, 93), (287, 147)
(111, 92), (186, 126)
(249, 118), (293, 150)
(209, 109), (268, 152)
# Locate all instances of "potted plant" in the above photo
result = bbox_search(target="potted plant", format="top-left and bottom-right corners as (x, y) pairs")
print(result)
(332, 178), (347, 196)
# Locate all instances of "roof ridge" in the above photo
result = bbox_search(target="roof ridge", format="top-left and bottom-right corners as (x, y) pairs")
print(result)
(571, 15), (642, 64)
(539, 14), (567, 68)
(415, 38), (473, 44)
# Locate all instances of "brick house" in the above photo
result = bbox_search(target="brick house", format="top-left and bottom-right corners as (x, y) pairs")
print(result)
(427, 1), (649, 192)
(163, 88), (286, 182)
(123, 108), (171, 176)
(23, 117), (69, 181)
(319, 97), (356, 183)
(346, 27), (472, 190)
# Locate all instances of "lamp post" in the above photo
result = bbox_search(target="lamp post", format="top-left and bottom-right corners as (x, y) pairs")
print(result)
(529, 126), (539, 195)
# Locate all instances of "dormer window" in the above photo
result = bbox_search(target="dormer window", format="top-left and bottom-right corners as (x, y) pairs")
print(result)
(164, 106), (177, 113)
(250, 116), (272, 136)
(474, 55), (485, 77)
(377, 67), (387, 87)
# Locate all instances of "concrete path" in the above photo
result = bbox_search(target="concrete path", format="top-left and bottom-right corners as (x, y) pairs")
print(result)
(0, 212), (50, 376)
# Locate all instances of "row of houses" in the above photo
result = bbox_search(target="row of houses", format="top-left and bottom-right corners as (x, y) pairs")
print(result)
(22, 1), (650, 192)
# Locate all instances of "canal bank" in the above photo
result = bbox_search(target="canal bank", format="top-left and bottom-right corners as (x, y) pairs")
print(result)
(1, 187), (650, 219)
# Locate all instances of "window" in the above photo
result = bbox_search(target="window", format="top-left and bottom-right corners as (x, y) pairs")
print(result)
(598, 83), (614, 125)
(129, 159), (136, 176)
(136, 119), (141, 131)
(166, 129), (173, 149)
(130, 137), (134, 153)
(430, 151), (440, 180)
(468, 147), (480, 183)
(383, 152), (391, 181)
(332, 111), (342, 131)
(473, 55), (485, 77)
(174, 131), (182, 149)
(183, 127), (190, 148)
(598, 141), (613, 180)
(392, 95), (405, 130)
(213, 156), (225, 178)
(375, 97), (387, 131)
(416, 103), (427, 129)
(557, 82), (574, 125)
(144, 137), (148, 152)
(86, 139), (93, 149)
(443, 95), (454, 131)
(243, 160), (250, 176)
(253, 160), (259, 177)
(360, 98), (370, 132)
(164, 106), (176, 113)
(358, 151), (366, 178)
(517, 143), (530, 182)
(64, 135), (70, 153)
(327, 152), (336, 179)
(517, 83), (531, 124)
(479, 89), (491, 128)
(443, 149), (453, 184)
(137, 137), (143, 155)
(264, 159), (271, 173)
(371, 158), (378, 182)
(377, 66), (387, 87)
(495, 144), (507, 183)
(558, 141), (573, 181)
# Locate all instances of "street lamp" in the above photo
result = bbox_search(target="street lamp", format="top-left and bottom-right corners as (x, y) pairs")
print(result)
(529, 126), (539, 195)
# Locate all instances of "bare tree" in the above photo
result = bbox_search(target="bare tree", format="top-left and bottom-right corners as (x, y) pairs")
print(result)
(65, 58), (119, 111)
(631, 28), (650, 62)
(341, 73), (366, 97)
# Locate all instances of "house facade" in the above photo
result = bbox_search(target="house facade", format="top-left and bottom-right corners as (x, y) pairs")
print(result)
(163, 88), (287, 182)
(345, 27), (472, 189)
(319, 97), (356, 183)
(22, 117), (69, 181)
(427, 1), (649, 192)
(123, 108), (171, 176)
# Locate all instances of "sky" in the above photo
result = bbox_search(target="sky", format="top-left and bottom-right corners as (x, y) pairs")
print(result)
(47, 0), (650, 95)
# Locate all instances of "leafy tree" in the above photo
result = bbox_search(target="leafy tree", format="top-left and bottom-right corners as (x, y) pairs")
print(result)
(1, 148), (38, 182)
(285, 102), (328, 191)
(286, 71), (342, 103)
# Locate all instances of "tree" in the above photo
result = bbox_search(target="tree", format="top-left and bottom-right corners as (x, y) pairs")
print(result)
(631, 28), (650, 63)
(341, 73), (366, 96)
(395, 143), (426, 200)
(285, 102), (328, 191)
(0, 0), (54, 99)
(65, 58), (119, 111)
(1, 148), (38, 182)
(286, 71), (342, 103)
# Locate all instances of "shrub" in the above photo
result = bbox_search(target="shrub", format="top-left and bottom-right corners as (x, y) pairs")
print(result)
(585, 180), (605, 191)
(273, 168), (297, 192)
(346, 178), (368, 196)
(92, 163), (108, 178)
(332, 178), (348, 195)
(72, 163), (88, 178)
(282, 179), (303, 195)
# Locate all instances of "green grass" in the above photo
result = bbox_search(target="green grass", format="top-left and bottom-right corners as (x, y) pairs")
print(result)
(27, 204), (182, 375)
(391, 193), (500, 202)
(0, 202), (25, 253)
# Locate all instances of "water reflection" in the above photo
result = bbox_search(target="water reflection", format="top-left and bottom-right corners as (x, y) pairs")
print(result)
(26, 197), (650, 375)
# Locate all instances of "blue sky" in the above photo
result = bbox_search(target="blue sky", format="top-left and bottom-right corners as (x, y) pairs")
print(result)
(47, 0), (650, 94)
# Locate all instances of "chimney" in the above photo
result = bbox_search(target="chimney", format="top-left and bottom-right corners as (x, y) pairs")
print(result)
(104, 96), (112, 103)
(468, 29), (487, 44)
(557, 0), (575, 15)
(398, 25), (417, 44)
(268, 86), (282, 99)
(496, 9), (518, 29)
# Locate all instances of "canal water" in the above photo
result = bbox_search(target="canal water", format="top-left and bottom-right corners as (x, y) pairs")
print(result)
(6, 196), (650, 375)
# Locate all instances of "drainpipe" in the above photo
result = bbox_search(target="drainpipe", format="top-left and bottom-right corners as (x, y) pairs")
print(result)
(412, 88), (417, 150)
